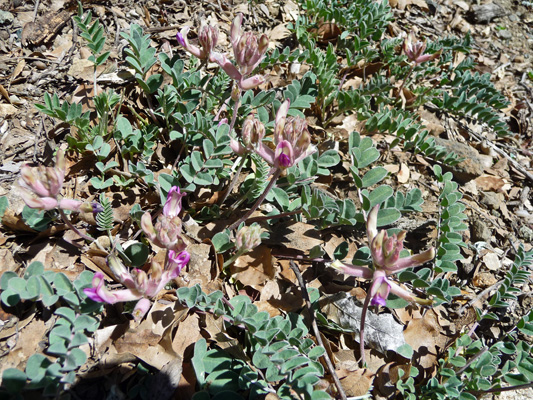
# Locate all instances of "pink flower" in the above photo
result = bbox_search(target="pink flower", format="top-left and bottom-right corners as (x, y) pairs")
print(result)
(331, 205), (435, 306)
(331, 205), (435, 365)
(403, 34), (440, 65)
(176, 22), (218, 61)
(230, 14), (268, 77)
(142, 186), (187, 251)
(163, 186), (186, 217)
(18, 150), (90, 213)
(84, 251), (190, 320)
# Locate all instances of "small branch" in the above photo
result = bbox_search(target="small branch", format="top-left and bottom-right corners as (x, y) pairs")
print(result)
(455, 346), (488, 375)
(468, 381), (533, 396)
(219, 155), (247, 206)
(247, 210), (302, 224)
(289, 261), (347, 400)
(58, 209), (96, 244)
(467, 128), (533, 184)
(227, 168), (282, 231)
(359, 288), (373, 367)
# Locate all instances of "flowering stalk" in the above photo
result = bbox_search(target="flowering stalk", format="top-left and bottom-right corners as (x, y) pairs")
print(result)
(227, 100), (316, 231)
(18, 150), (101, 242)
(398, 33), (441, 97)
(176, 15), (267, 91)
(223, 223), (262, 268)
(141, 186), (187, 251)
(84, 250), (190, 320)
(331, 205), (435, 365)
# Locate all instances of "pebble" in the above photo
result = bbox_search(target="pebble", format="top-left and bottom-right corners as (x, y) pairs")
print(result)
(470, 219), (492, 243)
(434, 138), (485, 183)
(479, 191), (503, 210)
(0, 11), (14, 26)
(497, 29), (513, 40)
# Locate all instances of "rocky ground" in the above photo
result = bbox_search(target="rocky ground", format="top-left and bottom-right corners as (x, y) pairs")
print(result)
(0, 0), (532, 399)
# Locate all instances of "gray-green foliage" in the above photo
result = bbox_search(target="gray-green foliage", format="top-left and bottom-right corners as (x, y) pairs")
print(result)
(177, 285), (330, 399)
(0, 262), (101, 397)
(121, 24), (162, 93)
(419, 247), (533, 399)
(72, 2), (110, 68)
(433, 165), (468, 274)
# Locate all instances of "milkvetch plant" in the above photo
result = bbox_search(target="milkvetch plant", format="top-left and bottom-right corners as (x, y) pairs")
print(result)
(84, 186), (191, 320)
(332, 204), (435, 365)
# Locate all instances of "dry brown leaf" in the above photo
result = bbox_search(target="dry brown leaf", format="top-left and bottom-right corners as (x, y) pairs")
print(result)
(0, 104), (17, 118)
(397, 163), (410, 184)
(0, 317), (46, 377)
(0, 84), (11, 104)
(172, 313), (201, 357)
(337, 368), (374, 397)
(230, 245), (275, 289)
(384, 164), (400, 174)
(269, 23), (290, 41)
(474, 175), (506, 191)
(403, 309), (448, 376)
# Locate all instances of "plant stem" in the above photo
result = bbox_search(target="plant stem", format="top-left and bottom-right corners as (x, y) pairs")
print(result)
(223, 249), (246, 269)
(289, 261), (347, 400)
(359, 288), (373, 367)
(227, 168), (282, 231)
(247, 210), (302, 224)
(219, 155), (247, 206)
(397, 63), (415, 99)
(58, 209), (96, 244)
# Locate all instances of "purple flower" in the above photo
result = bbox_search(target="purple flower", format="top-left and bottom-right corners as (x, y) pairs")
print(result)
(142, 186), (187, 251)
(331, 205), (435, 306)
(403, 34), (440, 65)
(84, 250), (191, 320)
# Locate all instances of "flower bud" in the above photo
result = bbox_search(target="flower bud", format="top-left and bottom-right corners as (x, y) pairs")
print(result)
(235, 223), (262, 253)
(163, 186), (185, 218)
(198, 23), (218, 57)
(241, 115), (265, 151)
(108, 254), (129, 283)
(132, 298), (151, 321)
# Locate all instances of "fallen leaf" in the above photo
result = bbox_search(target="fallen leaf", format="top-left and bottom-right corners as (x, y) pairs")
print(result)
(230, 245), (275, 289)
(403, 309), (448, 376)
(474, 175), (506, 191)
(397, 163), (410, 183)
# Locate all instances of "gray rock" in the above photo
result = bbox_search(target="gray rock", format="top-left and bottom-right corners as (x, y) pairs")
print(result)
(470, 219), (492, 243)
(480, 191), (503, 210)
(497, 29), (513, 40)
(0, 11), (14, 26)
(434, 138), (485, 183)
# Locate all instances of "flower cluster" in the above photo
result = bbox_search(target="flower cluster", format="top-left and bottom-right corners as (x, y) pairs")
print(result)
(230, 100), (315, 170)
(235, 223), (262, 253)
(331, 205), (435, 307)
(141, 186), (187, 252)
(176, 14), (267, 91)
(84, 251), (189, 320)
(403, 33), (440, 65)
(18, 150), (97, 213)
(84, 186), (190, 320)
